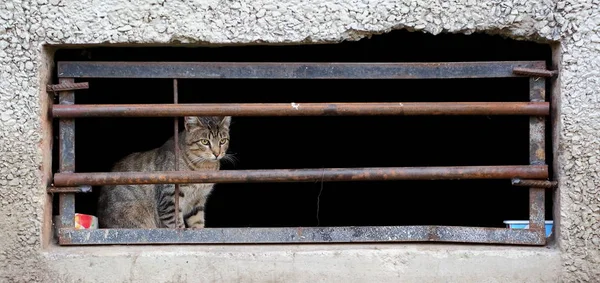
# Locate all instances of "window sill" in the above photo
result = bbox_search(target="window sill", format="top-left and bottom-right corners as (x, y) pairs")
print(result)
(43, 242), (561, 282)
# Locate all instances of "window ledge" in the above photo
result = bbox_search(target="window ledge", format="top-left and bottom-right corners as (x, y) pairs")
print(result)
(43, 243), (561, 282)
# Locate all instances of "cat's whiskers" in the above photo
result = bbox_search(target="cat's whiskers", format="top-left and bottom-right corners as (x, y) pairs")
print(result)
(190, 155), (207, 164)
(221, 154), (239, 167)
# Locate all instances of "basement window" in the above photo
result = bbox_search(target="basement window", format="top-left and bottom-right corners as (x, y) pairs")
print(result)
(48, 30), (556, 245)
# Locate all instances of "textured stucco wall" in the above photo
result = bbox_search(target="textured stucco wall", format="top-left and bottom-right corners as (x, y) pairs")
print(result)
(1, 0), (599, 282)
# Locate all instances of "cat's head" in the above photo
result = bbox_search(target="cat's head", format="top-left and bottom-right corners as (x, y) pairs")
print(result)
(183, 116), (231, 162)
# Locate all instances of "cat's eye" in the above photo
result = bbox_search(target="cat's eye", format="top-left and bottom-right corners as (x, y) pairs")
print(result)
(199, 139), (210, 145)
(220, 138), (228, 145)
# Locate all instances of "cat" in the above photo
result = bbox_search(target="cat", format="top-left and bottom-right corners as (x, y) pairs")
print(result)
(96, 116), (232, 229)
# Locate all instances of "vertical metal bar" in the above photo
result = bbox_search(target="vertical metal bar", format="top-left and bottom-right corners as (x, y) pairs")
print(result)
(173, 79), (181, 229)
(58, 78), (76, 228)
(550, 52), (561, 241)
(529, 77), (546, 235)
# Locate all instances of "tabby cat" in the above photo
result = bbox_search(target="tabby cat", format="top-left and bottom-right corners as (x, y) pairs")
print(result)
(97, 116), (232, 229)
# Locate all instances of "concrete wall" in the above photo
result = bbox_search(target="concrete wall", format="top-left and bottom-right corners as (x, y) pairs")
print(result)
(0, 0), (598, 282)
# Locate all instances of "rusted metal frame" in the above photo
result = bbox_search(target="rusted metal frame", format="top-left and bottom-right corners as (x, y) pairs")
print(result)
(511, 178), (557, 189)
(58, 78), (76, 228)
(51, 102), (551, 118)
(56, 61), (547, 79)
(51, 61), (552, 246)
(57, 226), (545, 245)
(512, 67), (558, 78)
(52, 165), (548, 187)
(529, 77), (547, 240)
(46, 82), (89, 92)
(47, 185), (92, 193)
(173, 79), (181, 229)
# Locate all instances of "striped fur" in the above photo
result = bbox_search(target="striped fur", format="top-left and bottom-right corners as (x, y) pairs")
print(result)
(97, 116), (232, 229)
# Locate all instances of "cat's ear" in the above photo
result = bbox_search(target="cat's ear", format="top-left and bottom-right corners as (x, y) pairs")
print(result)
(220, 116), (232, 128)
(184, 116), (200, 131)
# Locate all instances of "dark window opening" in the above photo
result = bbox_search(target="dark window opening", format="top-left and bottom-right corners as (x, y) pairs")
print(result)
(51, 30), (554, 230)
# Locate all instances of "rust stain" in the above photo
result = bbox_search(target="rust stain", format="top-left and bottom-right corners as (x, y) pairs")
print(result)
(46, 82), (89, 92)
(536, 148), (545, 160)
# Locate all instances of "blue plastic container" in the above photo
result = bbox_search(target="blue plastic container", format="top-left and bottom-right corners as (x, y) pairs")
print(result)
(503, 220), (553, 237)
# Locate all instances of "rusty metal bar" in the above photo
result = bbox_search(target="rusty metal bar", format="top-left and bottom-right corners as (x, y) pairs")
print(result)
(48, 185), (92, 193)
(173, 79), (181, 229)
(57, 226), (545, 245)
(529, 77), (546, 237)
(56, 61), (547, 79)
(47, 82), (89, 92)
(58, 78), (76, 228)
(52, 165), (548, 187)
(52, 102), (550, 118)
(511, 178), (557, 189)
(513, 67), (557, 78)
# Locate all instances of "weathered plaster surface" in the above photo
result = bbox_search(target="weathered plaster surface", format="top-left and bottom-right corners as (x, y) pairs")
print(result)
(45, 244), (561, 283)
(555, 1), (600, 281)
(0, 0), (598, 282)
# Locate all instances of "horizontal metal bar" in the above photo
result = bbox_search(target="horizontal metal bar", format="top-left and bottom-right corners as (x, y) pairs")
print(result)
(57, 61), (546, 79)
(511, 178), (557, 189)
(47, 82), (89, 92)
(58, 226), (545, 245)
(53, 165), (548, 186)
(512, 67), (557, 78)
(47, 185), (92, 193)
(52, 102), (550, 118)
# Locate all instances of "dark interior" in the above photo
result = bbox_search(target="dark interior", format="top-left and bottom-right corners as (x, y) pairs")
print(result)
(51, 29), (554, 228)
